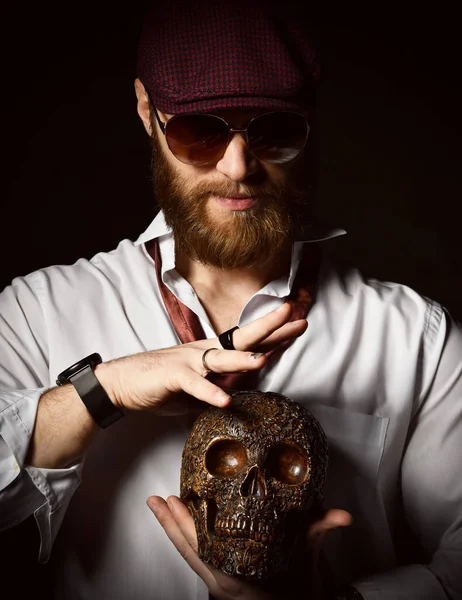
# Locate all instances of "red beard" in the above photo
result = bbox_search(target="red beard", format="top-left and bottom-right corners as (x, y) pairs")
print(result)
(150, 132), (311, 269)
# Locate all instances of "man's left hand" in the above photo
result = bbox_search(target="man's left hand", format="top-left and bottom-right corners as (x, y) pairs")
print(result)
(147, 495), (352, 600)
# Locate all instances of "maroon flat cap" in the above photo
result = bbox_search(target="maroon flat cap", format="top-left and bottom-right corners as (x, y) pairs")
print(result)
(136, 0), (321, 114)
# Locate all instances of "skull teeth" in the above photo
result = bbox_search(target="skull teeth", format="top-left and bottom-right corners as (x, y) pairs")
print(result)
(215, 518), (275, 542)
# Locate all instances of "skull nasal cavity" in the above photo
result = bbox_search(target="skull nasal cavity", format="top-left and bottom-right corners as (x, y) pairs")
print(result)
(240, 465), (267, 498)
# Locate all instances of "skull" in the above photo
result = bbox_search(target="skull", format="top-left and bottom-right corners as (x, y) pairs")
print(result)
(180, 390), (328, 580)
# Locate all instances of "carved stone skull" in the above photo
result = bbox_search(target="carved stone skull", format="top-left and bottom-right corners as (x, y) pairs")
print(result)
(180, 390), (328, 580)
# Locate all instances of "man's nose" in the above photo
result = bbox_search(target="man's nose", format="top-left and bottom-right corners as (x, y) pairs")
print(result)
(215, 133), (259, 182)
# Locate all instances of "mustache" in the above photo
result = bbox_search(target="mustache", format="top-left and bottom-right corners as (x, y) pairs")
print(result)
(190, 180), (308, 204)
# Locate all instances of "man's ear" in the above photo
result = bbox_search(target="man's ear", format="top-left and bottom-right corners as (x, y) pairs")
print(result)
(134, 78), (153, 136)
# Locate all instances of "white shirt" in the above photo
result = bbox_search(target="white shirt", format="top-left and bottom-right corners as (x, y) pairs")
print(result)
(0, 211), (461, 600)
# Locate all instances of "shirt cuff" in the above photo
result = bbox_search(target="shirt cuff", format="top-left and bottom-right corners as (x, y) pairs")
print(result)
(31, 463), (83, 562)
(0, 388), (83, 562)
(0, 388), (48, 472)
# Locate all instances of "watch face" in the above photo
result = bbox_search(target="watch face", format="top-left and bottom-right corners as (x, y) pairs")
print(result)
(56, 353), (102, 385)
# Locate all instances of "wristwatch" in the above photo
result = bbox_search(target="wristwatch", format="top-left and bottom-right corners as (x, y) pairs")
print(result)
(56, 353), (124, 429)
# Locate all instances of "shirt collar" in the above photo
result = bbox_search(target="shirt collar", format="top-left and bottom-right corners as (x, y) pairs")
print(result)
(136, 210), (346, 305)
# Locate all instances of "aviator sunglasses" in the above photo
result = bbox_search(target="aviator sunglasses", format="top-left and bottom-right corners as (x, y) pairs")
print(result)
(152, 106), (310, 167)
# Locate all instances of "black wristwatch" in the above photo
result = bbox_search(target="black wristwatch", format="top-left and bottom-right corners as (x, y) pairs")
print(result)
(56, 353), (124, 429)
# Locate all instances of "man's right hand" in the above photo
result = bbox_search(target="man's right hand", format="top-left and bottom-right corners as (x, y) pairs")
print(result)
(27, 302), (306, 468)
(97, 302), (307, 414)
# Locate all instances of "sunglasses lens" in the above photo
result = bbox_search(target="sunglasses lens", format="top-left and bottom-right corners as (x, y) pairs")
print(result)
(248, 112), (309, 163)
(165, 114), (229, 166)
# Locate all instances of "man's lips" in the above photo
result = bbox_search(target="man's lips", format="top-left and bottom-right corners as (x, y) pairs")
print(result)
(212, 195), (257, 210)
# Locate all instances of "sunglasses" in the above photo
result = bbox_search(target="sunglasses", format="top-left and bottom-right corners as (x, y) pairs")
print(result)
(152, 106), (310, 167)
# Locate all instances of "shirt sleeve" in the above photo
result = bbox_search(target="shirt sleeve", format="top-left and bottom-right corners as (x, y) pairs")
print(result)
(0, 274), (83, 562)
(354, 306), (462, 600)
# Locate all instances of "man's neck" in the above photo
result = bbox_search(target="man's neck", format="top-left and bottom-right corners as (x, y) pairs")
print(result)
(174, 244), (293, 332)
(175, 244), (293, 293)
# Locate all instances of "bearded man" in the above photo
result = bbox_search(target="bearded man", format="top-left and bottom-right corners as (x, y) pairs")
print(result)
(0, 2), (461, 600)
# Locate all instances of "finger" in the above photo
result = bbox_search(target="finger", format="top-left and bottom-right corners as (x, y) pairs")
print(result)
(166, 496), (199, 552)
(172, 349), (268, 406)
(309, 508), (353, 534)
(251, 319), (308, 353)
(158, 497), (274, 600)
(147, 496), (214, 585)
(231, 303), (304, 350)
(180, 372), (233, 406)
(198, 348), (267, 375)
(193, 305), (307, 354)
(179, 352), (266, 405)
(307, 509), (353, 555)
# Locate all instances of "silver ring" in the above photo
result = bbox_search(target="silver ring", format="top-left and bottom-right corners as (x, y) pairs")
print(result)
(202, 348), (219, 375)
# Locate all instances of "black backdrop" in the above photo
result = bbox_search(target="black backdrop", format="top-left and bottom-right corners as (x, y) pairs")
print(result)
(2, 1), (462, 320)
(1, 1), (461, 593)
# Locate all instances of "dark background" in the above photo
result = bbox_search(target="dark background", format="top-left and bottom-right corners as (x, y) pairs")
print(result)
(0, 2), (461, 593)
(2, 2), (461, 319)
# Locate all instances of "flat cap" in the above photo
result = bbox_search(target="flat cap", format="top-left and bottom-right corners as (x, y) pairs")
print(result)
(136, 0), (321, 114)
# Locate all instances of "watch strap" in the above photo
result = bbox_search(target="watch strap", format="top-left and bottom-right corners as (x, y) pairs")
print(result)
(69, 365), (124, 429)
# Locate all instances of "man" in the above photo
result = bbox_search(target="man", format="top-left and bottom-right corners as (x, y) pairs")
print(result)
(1, 1), (461, 599)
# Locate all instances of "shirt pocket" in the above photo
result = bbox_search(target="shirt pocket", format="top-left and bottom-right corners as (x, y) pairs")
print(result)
(307, 404), (393, 583)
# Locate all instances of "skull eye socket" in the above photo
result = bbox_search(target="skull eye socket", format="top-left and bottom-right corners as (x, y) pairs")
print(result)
(205, 438), (247, 478)
(266, 443), (310, 485)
